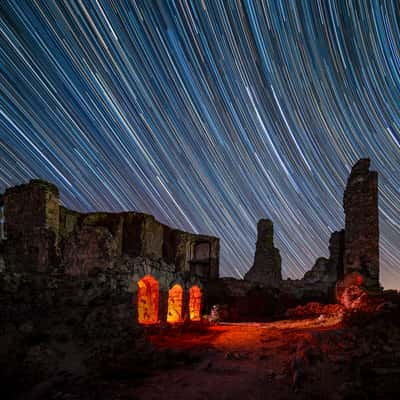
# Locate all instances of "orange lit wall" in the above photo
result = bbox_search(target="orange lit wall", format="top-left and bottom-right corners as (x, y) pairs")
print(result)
(167, 284), (183, 323)
(189, 285), (202, 321)
(137, 275), (159, 324)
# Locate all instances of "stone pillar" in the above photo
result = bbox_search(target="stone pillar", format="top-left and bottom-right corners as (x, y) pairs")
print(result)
(159, 290), (169, 327)
(244, 219), (282, 287)
(3, 180), (60, 272)
(182, 287), (191, 323)
(343, 159), (379, 291)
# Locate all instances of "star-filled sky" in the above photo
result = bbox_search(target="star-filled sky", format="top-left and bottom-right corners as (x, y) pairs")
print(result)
(0, 1), (399, 288)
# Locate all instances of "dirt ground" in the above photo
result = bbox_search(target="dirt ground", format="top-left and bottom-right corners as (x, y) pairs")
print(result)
(129, 315), (364, 400)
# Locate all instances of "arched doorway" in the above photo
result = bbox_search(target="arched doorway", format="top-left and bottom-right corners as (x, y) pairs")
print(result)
(167, 284), (183, 323)
(189, 285), (202, 321)
(137, 275), (159, 324)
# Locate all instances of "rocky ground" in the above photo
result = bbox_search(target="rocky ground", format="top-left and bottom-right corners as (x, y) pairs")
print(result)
(131, 310), (400, 400)
(1, 270), (399, 400)
(3, 306), (400, 400)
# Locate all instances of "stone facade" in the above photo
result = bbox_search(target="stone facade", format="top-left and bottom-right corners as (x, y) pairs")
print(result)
(342, 158), (379, 291)
(0, 179), (218, 396)
(1, 179), (219, 282)
(0, 256), (202, 398)
(0, 178), (219, 342)
(244, 219), (282, 287)
(2, 180), (60, 273)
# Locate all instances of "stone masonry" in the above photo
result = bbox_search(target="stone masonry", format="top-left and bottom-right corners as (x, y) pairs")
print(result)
(1, 179), (219, 282)
(244, 219), (282, 288)
(243, 158), (380, 307)
(3, 180), (60, 272)
(342, 158), (379, 291)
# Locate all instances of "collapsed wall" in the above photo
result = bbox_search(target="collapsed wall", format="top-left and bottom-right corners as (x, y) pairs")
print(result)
(0, 179), (219, 395)
(281, 230), (345, 303)
(2, 180), (60, 273)
(1, 179), (219, 282)
(225, 158), (380, 313)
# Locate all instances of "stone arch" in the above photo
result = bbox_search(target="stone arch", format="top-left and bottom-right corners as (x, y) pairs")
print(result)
(167, 284), (184, 323)
(137, 275), (159, 324)
(189, 285), (202, 321)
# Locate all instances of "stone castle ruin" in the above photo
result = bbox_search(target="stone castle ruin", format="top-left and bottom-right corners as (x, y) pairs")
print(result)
(259, 159), (380, 302)
(0, 179), (219, 326)
(0, 158), (380, 326)
(206, 159), (381, 318)
(0, 158), (383, 393)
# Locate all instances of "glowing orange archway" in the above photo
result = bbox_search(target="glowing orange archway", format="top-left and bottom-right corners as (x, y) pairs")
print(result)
(189, 285), (202, 321)
(137, 275), (159, 324)
(167, 284), (183, 323)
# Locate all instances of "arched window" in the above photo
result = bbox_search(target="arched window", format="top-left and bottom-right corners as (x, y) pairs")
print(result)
(189, 285), (202, 321)
(167, 284), (183, 323)
(137, 275), (159, 324)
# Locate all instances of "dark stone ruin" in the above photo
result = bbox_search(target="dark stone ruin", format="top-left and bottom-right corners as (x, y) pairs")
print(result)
(244, 218), (282, 287)
(0, 179), (219, 398)
(1, 158), (398, 400)
(206, 158), (381, 320)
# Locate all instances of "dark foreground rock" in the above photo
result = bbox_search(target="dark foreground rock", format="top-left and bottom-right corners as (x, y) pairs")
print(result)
(0, 262), (163, 400)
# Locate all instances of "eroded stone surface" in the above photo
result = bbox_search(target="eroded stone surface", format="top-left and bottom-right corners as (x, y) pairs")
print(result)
(3, 180), (59, 273)
(1, 179), (219, 281)
(343, 159), (379, 291)
(62, 226), (118, 276)
(244, 219), (282, 288)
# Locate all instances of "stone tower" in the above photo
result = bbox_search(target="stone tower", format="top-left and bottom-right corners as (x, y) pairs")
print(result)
(244, 219), (282, 288)
(343, 159), (379, 291)
(3, 180), (60, 272)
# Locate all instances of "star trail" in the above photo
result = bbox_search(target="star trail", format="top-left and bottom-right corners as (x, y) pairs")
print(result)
(0, 1), (399, 288)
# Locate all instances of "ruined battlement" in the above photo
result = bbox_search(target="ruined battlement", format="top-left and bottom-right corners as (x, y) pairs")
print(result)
(0, 179), (219, 281)
(240, 158), (380, 309)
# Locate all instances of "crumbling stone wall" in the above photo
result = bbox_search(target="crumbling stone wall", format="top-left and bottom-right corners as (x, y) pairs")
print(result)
(240, 159), (378, 307)
(0, 180), (215, 398)
(244, 219), (282, 287)
(343, 158), (379, 291)
(295, 230), (346, 299)
(205, 277), (282, 321)
(0, 256), (201, 398)
(1, 180), (219, 281)
(3, 180), (59, 272)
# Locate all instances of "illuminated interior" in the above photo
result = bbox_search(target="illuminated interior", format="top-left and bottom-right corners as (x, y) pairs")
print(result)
(137, 275), (159, 324)
(167, 284), (183, 323)
(189, 285), (202, 321)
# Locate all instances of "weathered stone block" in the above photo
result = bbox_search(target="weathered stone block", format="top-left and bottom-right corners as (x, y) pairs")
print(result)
(343, 159), (379, 291)
(3, 180), (60, 272)
(244, 219), (282, 287)
(62, 226), (118, 276)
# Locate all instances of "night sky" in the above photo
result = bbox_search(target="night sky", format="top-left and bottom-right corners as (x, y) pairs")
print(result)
(0, 1), (399, 288)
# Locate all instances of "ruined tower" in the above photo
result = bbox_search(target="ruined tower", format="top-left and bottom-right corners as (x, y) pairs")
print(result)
(3, 180), (60, 272)
(244, 219), (282, 287)
(342, 159), (380, 291)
